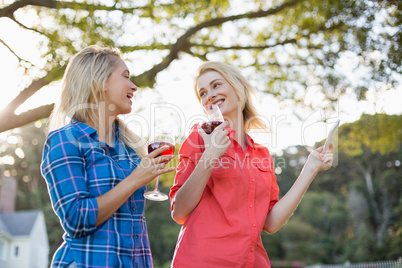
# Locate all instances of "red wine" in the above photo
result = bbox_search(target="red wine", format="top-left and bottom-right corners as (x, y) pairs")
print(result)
(148, 142), (175, 163)
(201, 121), (222, 134)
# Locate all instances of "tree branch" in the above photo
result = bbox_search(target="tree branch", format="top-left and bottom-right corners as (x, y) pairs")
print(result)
(0, 38), (39, 67)
(0, 0), (167, 17)
(0, 0), (302, 132)
(134, 0), (301, 87)
(1, 65), (65, 114)
(188, 39), (298, 51)
(0, 104), (54, 133)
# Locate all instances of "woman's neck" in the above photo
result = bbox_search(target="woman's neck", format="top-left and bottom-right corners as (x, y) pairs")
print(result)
(228, 114), (247, 151)
(88, 115), (116, 146)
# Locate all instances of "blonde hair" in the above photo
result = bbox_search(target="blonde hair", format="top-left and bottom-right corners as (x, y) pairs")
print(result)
(194, 61), (268, 132)
(49, 45), (146, 158)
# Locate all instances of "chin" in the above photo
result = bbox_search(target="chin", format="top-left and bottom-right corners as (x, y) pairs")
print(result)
(117, 107), (132, 116)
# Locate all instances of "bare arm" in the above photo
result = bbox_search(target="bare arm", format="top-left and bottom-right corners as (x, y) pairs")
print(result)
(95, 146), (176, 226)
(171, 122), (230, 224)
(263, 147), (333, 233)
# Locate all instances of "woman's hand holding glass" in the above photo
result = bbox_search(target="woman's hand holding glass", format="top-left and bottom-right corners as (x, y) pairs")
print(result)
(198, 120), (230, 168)
(198, 104), (230, 167)
(143, 129), (176, 201)
(131, 146), (175, 195)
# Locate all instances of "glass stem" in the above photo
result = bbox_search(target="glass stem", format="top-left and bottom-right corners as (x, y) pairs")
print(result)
(154, 175), (160, 192)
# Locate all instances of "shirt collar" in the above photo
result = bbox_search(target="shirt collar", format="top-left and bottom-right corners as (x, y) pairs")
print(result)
(225, 126), (256, 149)
(71, 119), (121, 142)
(71, 119), (97, 137)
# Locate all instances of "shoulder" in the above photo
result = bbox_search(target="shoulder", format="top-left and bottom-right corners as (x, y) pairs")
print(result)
(43, 122), (94, 158)
(253, 142), (274, 157)
(251, 142), (276, 170)
(46, 121), (93, 145)
(181, 123), (204, 147)
(177, 123), (204, 158)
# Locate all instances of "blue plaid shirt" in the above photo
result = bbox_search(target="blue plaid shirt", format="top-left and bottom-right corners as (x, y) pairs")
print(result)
(41, 120), (152, 268)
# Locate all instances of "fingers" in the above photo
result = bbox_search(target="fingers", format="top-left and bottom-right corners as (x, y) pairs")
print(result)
(155, 166), (176, 176)
(320, 151), (334, 168)
(198, 121), (228, 137)
(319, 143), (334, 155)
(156, 154), (175, 163)
(142, 154), (175, 168)
(215, 121), (228, 131)
(147, 145), (170, 158)
(197, 123), (207, 137)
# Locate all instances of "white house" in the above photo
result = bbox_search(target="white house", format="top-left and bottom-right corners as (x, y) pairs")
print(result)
(0, 177), (49, 268)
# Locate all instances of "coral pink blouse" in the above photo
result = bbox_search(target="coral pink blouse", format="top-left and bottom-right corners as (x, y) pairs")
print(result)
(170, 125), (279, 268)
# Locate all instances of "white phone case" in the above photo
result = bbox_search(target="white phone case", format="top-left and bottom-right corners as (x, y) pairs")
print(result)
(323, 119), (340, 152)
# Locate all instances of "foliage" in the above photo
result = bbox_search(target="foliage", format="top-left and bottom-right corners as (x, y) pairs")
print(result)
(0, 120), (64, 260)
(271, 113), (402, 263)
(339, 113), (402, 156)
(0, 0), (401, 132)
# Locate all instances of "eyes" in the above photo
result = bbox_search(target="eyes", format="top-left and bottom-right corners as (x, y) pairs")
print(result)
(123, 73), (130, 79)
(199, 82), (221, 98)
(122, 70), (130, 79)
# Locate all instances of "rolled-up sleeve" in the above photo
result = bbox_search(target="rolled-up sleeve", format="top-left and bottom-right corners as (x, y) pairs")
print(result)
(266, 149), (279, 213)
(41, 130), (98, 238)
(169, 126), (204, 211)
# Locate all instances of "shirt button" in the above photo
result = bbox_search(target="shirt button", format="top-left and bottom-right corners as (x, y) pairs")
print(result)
(249, 204), (253, 208)
(251, 179), (255, 182)
(132, 207), (136, 211)
(135, 235), (139, 239)
(251, 247), (254, 252)
(253, 224), (257, 227)
(116, 159), (120, 162)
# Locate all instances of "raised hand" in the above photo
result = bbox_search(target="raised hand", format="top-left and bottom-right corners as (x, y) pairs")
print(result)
(306, 145), (334, 173)
(131, 146), (176, 189)
(198, 120), (230, 159)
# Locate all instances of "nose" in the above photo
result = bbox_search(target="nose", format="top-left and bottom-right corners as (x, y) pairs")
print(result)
(130, 81), (138, 92)
(207, 92), (216, 103)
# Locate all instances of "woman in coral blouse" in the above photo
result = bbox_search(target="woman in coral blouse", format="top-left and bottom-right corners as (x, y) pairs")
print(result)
(170, 61), (334, 267)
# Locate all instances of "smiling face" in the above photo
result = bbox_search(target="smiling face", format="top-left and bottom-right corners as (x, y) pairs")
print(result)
(104, 57), (137, 117)
(197, 71), (241, 123)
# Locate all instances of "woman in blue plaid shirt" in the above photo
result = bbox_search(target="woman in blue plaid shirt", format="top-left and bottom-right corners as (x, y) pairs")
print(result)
(41, 45), (175, 268)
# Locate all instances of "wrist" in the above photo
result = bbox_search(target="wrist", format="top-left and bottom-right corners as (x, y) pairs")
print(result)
(201, 150), (219, 169)
(302, 161), (320, 177)
(128, 169), (143, 190)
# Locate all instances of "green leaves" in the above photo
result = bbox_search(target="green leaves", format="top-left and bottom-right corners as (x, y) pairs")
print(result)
(339, 113), (402, 156)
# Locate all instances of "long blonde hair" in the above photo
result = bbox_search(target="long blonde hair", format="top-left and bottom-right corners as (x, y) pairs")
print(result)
(194, 61), (268, 132)
(49, 45), (146, 158)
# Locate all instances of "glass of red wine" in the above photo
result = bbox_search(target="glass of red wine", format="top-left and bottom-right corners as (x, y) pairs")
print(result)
(201, 104), (225, 167)
(144, 129), (175, 201)
(201, 104), (224, 134)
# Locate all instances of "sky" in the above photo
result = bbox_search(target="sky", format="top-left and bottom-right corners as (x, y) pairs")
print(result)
(1, 17), (401, 155)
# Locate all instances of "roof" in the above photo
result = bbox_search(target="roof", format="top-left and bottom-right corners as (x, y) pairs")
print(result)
(0, 210), (40, 237)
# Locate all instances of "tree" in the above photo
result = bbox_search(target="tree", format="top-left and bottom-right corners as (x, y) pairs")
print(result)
(0, 120), (64, 261)
(264, 113), (401, 263)
(337, 113), (402, 248)
(1, 0), (400, 133)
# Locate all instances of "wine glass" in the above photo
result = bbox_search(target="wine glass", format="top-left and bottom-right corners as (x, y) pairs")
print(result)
(143, 128), (175, 201)
(201, 104), (224, 134)
(201, 104), (225, 167)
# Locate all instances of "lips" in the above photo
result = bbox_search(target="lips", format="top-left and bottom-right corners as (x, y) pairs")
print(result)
(212, 99), (225, 106)
(127, 93), (133, 99)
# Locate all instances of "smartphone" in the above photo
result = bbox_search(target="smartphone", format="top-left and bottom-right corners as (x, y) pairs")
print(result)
(323, 119), (340, 153)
